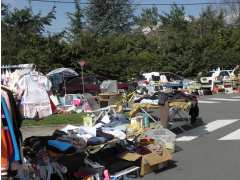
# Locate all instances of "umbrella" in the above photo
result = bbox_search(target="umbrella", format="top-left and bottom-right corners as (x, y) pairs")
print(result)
(47, 68), (79, 96)
(47, 68), (79, 77)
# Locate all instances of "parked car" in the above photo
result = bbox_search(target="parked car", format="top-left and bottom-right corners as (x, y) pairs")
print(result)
(138, 72), (184, 89)
(63, 75), (128, 95)
(159, 72), (184, 89)
(200, 70), (232, 89)
(200, 71), (215, 89)
(220, 70), (232, 82)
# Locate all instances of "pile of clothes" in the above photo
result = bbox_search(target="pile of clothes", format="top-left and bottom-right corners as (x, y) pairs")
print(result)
(22, 110), (174, 179)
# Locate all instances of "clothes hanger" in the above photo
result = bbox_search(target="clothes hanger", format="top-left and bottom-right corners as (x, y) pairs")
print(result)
(30, 69), (38, 76)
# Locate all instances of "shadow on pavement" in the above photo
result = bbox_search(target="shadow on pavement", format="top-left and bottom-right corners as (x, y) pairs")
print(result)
(174, 145), (183, 153)
(171, 117), (205, 135)
(153, 160), (178, 174)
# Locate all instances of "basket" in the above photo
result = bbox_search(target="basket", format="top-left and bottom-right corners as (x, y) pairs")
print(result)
(145, 128), (176, 152)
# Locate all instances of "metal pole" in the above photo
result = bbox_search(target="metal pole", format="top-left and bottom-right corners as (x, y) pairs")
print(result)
(63, 73), (66, 96)
(81, 66), (85, 94)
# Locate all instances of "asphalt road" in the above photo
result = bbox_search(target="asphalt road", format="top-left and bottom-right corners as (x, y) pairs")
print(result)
(142, 94), (240, 180)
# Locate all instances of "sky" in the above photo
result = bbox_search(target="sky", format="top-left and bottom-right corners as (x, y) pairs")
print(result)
(3, 0), (226, 33)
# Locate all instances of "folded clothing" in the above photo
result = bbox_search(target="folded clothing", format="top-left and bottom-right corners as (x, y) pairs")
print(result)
(102, 113), (129, 128)
(61, 125), (96, 137)
(52, 130), (68, 137)
(47, 140), (76, 153)
(102, 129), (126, 140)
(96, 129), (114, 141)
(87, 137), (107, 146)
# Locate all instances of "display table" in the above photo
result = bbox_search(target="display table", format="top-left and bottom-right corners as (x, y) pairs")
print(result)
(98, 93), (121, 107)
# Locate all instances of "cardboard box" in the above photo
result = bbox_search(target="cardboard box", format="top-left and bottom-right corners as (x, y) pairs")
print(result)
(120, 148), (172, 176)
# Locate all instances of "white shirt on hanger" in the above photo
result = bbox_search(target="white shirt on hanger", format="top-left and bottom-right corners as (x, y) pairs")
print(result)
(16, 73), (52, 119)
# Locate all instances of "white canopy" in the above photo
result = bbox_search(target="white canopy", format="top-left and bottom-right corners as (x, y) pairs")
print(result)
(47, 68), (78, 77)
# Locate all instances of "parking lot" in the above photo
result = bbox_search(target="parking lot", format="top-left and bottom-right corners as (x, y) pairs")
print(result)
(143, 94), (240, 180)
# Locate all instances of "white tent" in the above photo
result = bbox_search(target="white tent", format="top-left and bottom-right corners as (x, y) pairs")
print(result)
(47, 68), (79, 96)
(47, 68), (78, 77)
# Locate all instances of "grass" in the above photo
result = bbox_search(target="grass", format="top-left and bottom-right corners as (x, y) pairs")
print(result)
(22, 113), (85, 127)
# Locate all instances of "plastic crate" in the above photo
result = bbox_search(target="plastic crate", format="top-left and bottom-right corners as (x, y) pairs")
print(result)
(145, 128), (176, 152)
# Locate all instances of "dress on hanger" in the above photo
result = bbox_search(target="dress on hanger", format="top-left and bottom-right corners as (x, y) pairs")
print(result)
(16, 73), (52, 119)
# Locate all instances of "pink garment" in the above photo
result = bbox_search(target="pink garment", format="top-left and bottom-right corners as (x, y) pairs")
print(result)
(72, 99), (81, 106)
(103, 169), (110, 180)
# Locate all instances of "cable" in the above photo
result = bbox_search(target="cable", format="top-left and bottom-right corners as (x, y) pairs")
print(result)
(28, 0), (240, 6)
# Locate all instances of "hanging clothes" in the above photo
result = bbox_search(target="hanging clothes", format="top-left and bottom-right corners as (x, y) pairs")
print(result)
(16, 73), (52, 119)
(1, 96), (21, 161)
(1, 126), (9, 171)
(4, 127), (14, 162)
(1, 86), (24, 178)
(1, 65), (33, 92)
(1, 89), (12, 117)
(2, 87), (23, 143)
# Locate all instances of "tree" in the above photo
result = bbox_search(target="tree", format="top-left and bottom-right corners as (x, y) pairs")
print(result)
(1, 3), (57, 71)
(134, 6), (160, 31)
(67, 0), (84, 43)
(2, 3), (240, 80)
(85, 0), (134, 36)
(160, 4), (188, 31)
(156, 5), (192, 75)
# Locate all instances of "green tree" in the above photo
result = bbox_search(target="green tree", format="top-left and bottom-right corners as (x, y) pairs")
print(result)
(1, 3), (58, 72)
(86, 0), (134, 36)
(134, 6), (160, 31)
(67, 0), (84, 43)
(160, 4), (188, 30)
(2, 3), (240, 81)
(157, 5), (191, 75)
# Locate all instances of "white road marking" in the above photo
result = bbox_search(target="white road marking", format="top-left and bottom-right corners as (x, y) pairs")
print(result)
(208, 98), (240, 102)
(198, 100), (219, 104)
(219, 129), (240, 140)
(176, 136), (197, 142)
(176, 119), (240, 142)
(231, 96), (240, 99)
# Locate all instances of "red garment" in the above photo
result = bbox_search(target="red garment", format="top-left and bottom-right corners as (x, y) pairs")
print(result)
(1, 128), (9, 170)
(50, 98), (57, 114)
(212, 86), (219, 94)
(5, 128), (14, 161)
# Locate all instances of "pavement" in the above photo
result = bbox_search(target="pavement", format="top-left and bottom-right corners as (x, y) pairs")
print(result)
(141, 93), (240, 180)
(21, 93), (240, 180)
(21, 125), (66, 139)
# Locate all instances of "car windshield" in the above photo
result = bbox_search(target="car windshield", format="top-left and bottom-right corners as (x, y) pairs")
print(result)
(160, 73), (182, 81)
(207, 72), (214, 77)
(220, 71), (230, 77)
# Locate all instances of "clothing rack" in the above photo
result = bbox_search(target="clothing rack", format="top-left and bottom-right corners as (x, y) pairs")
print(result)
(1, 64), (36, 70)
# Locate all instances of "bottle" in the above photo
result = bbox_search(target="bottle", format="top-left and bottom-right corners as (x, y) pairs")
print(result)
(83, 114), (93, 127)
(143, 114), (150, 128)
